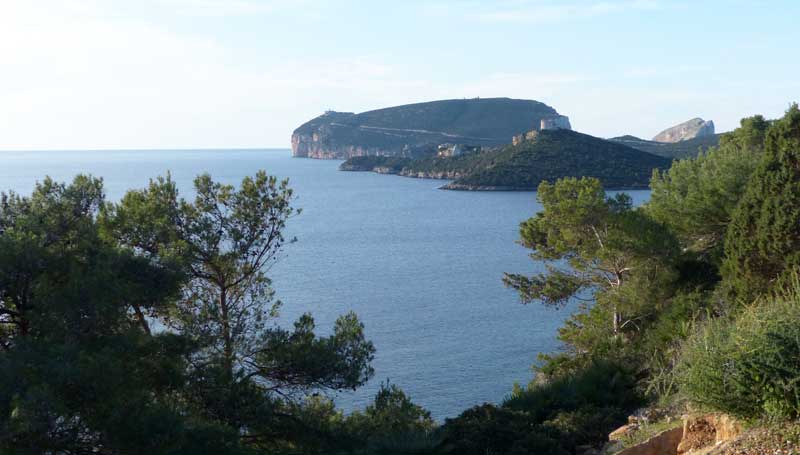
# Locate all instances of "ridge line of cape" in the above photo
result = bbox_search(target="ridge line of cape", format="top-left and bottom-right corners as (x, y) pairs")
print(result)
(291, 97), (570, 160)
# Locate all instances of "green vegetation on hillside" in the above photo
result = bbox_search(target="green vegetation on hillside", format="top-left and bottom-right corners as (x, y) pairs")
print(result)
(447, 130), (670, 189)
(484, 104), (800, 453)
(722, 108), (800, 301)
(678, 278), (800, 420)
(340, 155), (415, 173)
(341, 129), (672, 190)
(647, 114), (769, 258)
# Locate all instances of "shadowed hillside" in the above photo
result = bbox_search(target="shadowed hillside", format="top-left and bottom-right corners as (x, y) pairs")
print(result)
(341, 129), (672, 190)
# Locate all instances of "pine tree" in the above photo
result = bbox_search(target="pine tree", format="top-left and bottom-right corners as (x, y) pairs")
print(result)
(504, 177), (679, 336)
(723, 104), (800, 302)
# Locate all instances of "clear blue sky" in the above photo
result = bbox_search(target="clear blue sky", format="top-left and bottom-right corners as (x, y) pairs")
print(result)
(1, 0), (798, 150)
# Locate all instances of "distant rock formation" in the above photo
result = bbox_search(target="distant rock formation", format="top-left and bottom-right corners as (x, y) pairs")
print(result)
(512, 130), (539, 146)
(291, 98), (570, 159)
(652, 118), (715, 143)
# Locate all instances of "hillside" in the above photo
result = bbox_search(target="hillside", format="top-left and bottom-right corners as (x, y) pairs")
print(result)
(341, 129), (671, 190)
(291, 98), (570, 159)
(444, 130), (671, 190)
(610, 134), (720, 159)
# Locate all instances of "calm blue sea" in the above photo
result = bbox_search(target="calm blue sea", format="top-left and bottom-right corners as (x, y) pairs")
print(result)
(0, 149), (649, 419)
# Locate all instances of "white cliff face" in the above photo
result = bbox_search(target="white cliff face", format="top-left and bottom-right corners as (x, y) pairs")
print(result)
(291, 132), (394, 159)
(652, 118), (715, 143)
(540, 115), (571, 131)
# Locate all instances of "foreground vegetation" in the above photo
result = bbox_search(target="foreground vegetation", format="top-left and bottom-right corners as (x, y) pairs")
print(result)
(490, 105), (800, 452)
(0, 173), (397, 453)
(2, 104), (800, 454)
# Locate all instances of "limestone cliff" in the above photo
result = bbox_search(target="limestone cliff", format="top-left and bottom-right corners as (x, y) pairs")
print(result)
(652, 118), (715, 143)
(291, 98), (570, 159)
(540, 115), (571, 130)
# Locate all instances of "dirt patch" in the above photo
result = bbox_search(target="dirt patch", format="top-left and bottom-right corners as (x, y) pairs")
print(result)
(678, 418), (716, 453)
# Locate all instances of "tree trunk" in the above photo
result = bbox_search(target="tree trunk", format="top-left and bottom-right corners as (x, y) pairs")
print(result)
(132, 303), (151, 335)
(611, 274), (622, 336)
(220, 287), (234, 375)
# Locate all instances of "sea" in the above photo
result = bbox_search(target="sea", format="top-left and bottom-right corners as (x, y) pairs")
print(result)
(0, 149), (650, 420)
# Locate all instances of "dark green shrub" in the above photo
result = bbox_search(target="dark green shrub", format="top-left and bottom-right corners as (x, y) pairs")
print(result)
(340, 382), (439, 454)
(440, 404), (541, 455)
(504, 360), (641, 421)
(541, 406), (627, 448)
(678, 275), (800, 420)
(722, 104), (800, 302)
(439, 361), (641, 455)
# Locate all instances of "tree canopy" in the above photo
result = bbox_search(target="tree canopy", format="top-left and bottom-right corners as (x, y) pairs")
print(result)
(1, 172), (378, 454)
(504, 177), (678, 337)
(722, 104), (800, 302)
(647, 114), (770, 259)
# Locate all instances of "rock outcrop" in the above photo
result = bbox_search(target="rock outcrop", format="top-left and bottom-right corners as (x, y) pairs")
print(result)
(652, 118), (715, 143)
(605, 414), (743, 455)
(292, 98), (570, 159)
(616, 427), (684, 455)
(540, 115), (572, 130)
(677, 414), (743, 454)
(512, 130), (539, 146)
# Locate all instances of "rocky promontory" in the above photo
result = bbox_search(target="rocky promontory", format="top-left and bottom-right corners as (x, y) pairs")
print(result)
(652, 118), (715, 143)
(292, 98), (571, 159)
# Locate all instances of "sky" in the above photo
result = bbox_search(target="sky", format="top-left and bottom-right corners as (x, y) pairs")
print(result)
(1, 0), (799, 150)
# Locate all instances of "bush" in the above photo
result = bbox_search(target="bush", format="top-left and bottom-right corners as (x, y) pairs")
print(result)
(678, 274), (800, 420)
(342, 382), (439, 454)
(440, 404), (542, 455)
(438, 361), (641, 455)
(722, 104), (800, 302)
(637, 290), (714, 400)
(505, 360), (641, 421)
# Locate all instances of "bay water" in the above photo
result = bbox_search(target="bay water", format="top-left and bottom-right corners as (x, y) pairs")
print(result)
(0, 149), (649, 419)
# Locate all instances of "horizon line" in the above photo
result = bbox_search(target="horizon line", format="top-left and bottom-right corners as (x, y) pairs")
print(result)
(0, 146), (293, 153)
